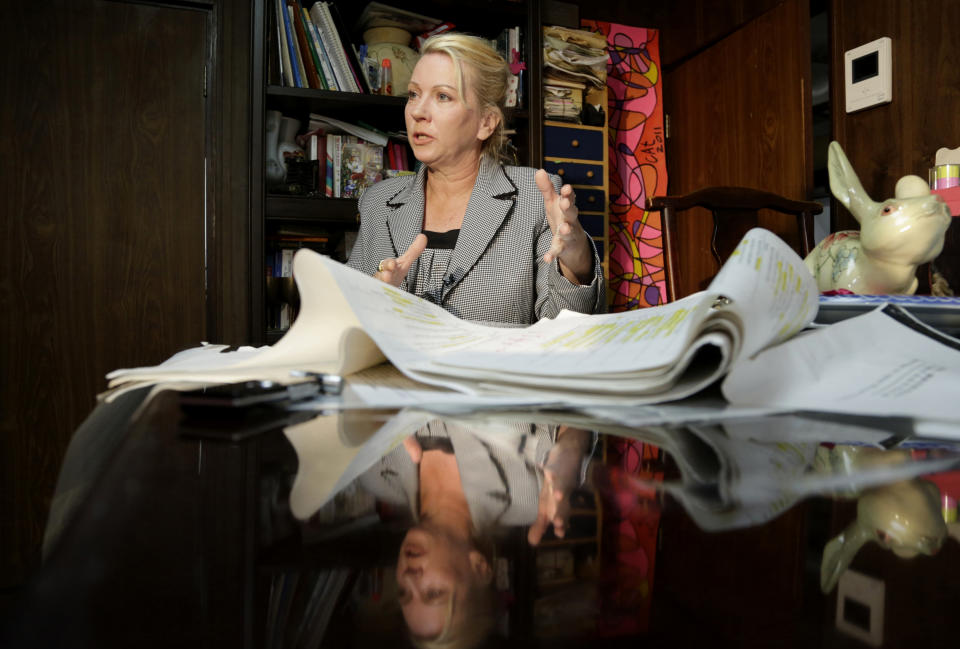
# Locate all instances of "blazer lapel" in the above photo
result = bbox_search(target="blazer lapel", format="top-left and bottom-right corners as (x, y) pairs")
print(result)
(440, 157), (517, 302)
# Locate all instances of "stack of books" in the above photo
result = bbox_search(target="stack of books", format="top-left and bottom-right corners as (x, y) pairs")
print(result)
(272, 0), (369, 93)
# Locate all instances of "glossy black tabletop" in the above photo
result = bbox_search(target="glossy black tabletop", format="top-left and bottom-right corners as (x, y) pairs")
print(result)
(4, 387), (960, 648)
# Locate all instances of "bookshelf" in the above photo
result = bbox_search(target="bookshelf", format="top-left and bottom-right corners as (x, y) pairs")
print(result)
(250, 0), (547, 344)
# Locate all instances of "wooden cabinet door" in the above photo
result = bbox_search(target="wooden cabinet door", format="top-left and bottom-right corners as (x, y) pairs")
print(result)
(652, 0), (814, 643)
(1, 0), (209, 585)
(662, 0), (813, 298)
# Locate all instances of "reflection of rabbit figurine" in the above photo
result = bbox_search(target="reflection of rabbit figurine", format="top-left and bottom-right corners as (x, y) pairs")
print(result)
(804, 141), (951, 294)
(817, 445), (959, 593)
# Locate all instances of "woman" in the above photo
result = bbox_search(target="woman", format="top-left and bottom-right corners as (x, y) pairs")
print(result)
(360, 419), (595, 648)
(347, 33), (605, 325)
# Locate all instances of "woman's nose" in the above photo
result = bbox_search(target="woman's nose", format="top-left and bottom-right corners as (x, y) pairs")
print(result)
(408, 99), (428, 120)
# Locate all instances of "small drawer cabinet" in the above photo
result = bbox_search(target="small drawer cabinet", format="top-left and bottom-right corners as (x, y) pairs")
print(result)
(543, 118), (609, 301)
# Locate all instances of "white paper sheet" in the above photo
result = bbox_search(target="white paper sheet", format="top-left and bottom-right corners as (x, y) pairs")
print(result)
(722, 304), (960, 424)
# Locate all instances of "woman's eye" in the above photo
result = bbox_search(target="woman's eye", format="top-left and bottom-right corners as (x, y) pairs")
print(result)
(437, 92), (450, 101)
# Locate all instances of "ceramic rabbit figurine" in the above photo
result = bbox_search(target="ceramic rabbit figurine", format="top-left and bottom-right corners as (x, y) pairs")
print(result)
(817, 445), (959, 593)
(804, 141), (951, 294)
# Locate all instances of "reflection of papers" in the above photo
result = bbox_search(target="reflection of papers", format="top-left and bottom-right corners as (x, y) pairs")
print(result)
(287, 362), (562, 412)
(656, 417), (960, 532)
(284, 409), (432, 519)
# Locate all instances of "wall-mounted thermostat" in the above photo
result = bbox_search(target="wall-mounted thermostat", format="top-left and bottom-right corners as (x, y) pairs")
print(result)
(844, 37), (892, 113)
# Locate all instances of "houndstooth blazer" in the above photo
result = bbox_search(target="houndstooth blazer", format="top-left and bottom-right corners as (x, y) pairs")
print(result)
(347, 155), (606, 325)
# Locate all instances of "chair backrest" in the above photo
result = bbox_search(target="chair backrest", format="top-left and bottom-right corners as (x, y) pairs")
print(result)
(647, 186), (822, 301)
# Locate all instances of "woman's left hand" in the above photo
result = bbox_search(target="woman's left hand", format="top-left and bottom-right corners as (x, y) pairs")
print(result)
(535, 169), (594, 284)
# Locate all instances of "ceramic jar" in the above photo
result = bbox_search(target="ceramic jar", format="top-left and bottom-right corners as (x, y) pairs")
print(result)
(363, 27), (418, 97)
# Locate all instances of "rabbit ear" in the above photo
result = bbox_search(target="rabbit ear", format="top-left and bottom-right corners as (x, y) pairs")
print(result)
(948, 522), (960, 544)
(821, 522), (873, 593)
(828, 141), (879, 225)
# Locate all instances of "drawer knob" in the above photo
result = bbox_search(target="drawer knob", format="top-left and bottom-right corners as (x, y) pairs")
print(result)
(588, 196), (596, 203)
(570, 139), (579, 148)
(586, 170), (595, 178)
(556, 168), (565, 176)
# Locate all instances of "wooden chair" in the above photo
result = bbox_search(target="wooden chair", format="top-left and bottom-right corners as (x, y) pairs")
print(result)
(646, 187), (822, 301)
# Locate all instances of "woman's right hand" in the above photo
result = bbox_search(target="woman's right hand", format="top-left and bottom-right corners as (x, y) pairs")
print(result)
(375, 234), (428, 287)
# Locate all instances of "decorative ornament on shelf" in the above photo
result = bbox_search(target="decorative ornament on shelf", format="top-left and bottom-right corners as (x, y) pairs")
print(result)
(804, 141), (951, 295)
(363, 27), (418, 97)
(264, 110), (285, 187)
(277, 116), (304, 180)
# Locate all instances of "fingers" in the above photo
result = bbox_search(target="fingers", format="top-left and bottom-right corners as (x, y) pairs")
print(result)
(543, 221), (573, 264)
(528, 514), (548, 546)
(375, 234), (428, 286)
(399, 233), (428, 265)
(535, 168), (556, 200)
(402, 436), (423, 464)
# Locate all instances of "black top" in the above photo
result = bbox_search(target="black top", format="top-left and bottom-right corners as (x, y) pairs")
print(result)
(422, 228), (460, 249)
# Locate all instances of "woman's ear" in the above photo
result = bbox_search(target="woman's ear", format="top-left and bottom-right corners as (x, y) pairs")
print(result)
(476, 109), (499, 143)
(468, 550), (493, 585)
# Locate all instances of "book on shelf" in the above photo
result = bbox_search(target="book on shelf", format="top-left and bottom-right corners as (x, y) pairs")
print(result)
(324, 135), (335, 197)
(306, 1), (367, 94)
(324, 1), (371, 93)
(289, 0), (322, 89)
(276, 0), (299, 87)
(339, 139), (383, 199)
(301, 6), (336, 90)
(286, 6), (308, 88)
(106, 228), (825, 407)
(308, 112), (388, 146)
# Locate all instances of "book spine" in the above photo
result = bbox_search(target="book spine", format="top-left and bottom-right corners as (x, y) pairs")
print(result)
(280, 2), (303, 88)
(332, 134), (342, 198)
(286, 7), (308, 87)
(275, 0), (294, 87)
(324, 1), (369, 93)
(307, 3), (339, 91)
(289, 1), (321, 89)
(324, 135), (336, 197)
(301, 8), (332, 90)
(386, 140), (397, 170)
(317, 2), (360, 93)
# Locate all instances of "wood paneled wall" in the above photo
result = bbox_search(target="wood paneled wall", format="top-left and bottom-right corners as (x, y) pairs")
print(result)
(831, 0), (960, 291)
(0, 0), (251, 595)
(580, 0), (782, 67)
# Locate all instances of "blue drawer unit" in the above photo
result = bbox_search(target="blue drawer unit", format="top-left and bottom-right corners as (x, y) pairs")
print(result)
(574, 188), (605, 213)
(544, 124), (604, 160)
(542, 160), (604, 186)
(579, 212), (605, 237)
(543, 111), (609, 305)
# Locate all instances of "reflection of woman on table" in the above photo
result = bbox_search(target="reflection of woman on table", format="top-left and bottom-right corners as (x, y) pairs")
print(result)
(347, 33), (605, 325)
(359, 420), (593, 647)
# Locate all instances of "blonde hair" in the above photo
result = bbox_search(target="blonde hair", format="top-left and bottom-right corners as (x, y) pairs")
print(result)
(419, 32), (511, 163)
(409, 584), (496, 649)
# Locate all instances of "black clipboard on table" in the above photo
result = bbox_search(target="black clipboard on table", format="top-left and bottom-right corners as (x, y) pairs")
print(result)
(815, 294), (960, 336)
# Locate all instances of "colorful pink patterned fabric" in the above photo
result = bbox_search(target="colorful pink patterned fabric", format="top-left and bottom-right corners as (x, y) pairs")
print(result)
(580, 21), (669, 310)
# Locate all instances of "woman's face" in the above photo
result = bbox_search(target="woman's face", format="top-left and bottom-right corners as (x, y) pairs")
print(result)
(396, 525), (488, 638)
(404, 53), (496, 172)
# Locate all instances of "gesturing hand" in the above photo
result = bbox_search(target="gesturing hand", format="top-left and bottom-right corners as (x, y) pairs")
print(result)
(535, 169), (593, 284)
(375, 234), (428, 287)
(528, 468), (571, 546)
